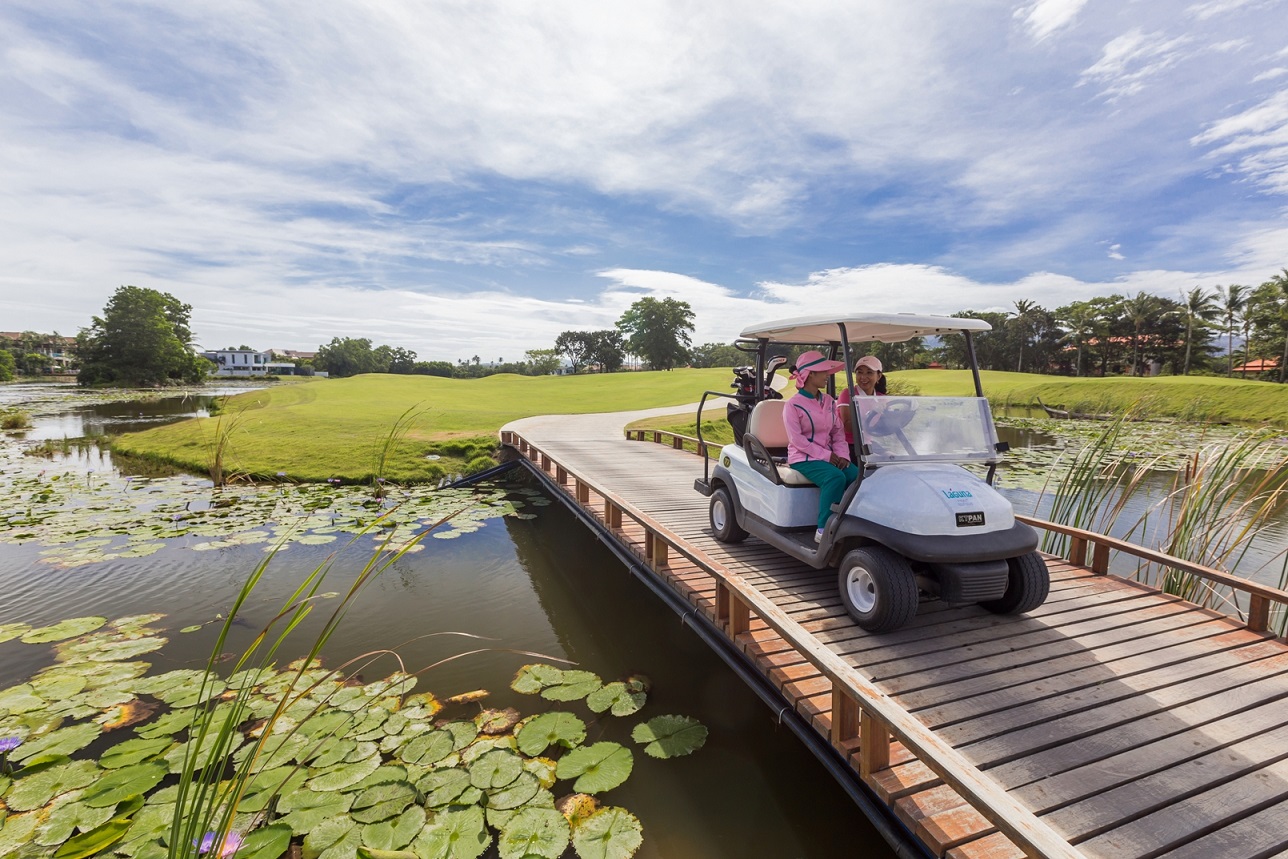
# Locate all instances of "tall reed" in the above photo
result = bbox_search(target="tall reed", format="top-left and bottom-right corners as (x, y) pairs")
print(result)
(202, 399), (254, 487)
(370, 404), (427, 497)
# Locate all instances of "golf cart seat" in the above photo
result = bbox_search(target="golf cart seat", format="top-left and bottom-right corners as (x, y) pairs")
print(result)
(744, 401), (815, 486)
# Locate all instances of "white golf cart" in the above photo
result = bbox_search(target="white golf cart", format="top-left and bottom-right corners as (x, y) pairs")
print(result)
(693, 313), (1046, 633)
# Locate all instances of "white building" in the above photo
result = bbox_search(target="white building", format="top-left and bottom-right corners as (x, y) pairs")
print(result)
(201, 349), (298, 377)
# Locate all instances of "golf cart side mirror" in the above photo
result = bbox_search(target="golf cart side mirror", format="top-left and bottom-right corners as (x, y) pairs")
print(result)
(994, 441), (1010, 453)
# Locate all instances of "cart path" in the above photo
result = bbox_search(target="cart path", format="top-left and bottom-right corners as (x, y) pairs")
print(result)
(500, 410), (1288, 859)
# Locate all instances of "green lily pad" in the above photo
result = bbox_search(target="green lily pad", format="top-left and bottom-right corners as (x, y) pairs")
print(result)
(361, 805), (426, 852)
(509, 664), (566, 695)
(475, 707), (520, 736)
(398, 729), (454, 766)
(239, 765), (309, 813)
(631, 715), (708, 759)
(80, 760), (167, 807)
(51, 816), (132, 859)
(237, 822), (293, 859)
(0, 683), (45, 715)
(498, 806), (570, 859)
(99, 737), (173, 769)
(0, 812), (41, 857)
(12, 722), (101, 762)
(417, 767), (472, 808)
(307, 752), (382, 792)
(20, 617), (107, 644)
(540, 670), (601, 703)
(303, 816), (362, 859)
(468, 749), (523, 791)
(585, 682), (646, 717)
(350, 780), (417, 823)
(554, 743), (633, 794)
(32, 789), (117, 847)
(412, 805), (491, 859)
(516, 712), (585, 757)
(441, 720), (478, 751)
(277, 789), (355, 835)
(5, 759), (99, 812)
(571, 807), (643, 859)
(485, 770), (540, 811)
(0, 622), (32, 643)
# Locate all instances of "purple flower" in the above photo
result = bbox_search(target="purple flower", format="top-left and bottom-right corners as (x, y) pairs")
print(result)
(194, 832), (243, 857)
(276, 471), (287, 477)
(0, 736), (22, 754)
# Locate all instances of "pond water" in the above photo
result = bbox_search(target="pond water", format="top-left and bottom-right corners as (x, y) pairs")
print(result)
(0, 385), (891, 859)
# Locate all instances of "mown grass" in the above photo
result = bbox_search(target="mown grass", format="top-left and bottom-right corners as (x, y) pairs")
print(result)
(111, 370), (732, 482)
(893, 370), (1288, 426)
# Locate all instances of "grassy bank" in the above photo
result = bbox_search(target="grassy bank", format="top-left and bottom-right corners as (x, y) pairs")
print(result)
(890, 370), (1288, 425)
(112, 369), (731, 482)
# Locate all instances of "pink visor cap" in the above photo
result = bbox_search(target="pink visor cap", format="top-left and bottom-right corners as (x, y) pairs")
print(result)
(792, 350), (846, 387)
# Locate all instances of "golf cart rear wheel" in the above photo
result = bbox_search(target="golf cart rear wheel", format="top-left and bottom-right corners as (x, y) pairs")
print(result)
(980, 551), (1050, 615)
(709, 486), (748, 543)
(838, 547), (919, 633)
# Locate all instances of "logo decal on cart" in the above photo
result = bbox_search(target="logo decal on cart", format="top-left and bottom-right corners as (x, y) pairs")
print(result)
(956, 511), (986, 527)
(942, 489), (974, 499)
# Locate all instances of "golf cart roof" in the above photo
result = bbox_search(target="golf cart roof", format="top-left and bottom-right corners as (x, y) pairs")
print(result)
(739, 312), (991, 344)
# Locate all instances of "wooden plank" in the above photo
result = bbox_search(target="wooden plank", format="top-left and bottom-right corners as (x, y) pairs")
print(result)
(947, 832), (1026, 859)
(1154, 796), (1288, 859)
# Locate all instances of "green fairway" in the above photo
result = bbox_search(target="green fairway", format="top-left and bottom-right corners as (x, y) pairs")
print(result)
(112, 369), (733, 482)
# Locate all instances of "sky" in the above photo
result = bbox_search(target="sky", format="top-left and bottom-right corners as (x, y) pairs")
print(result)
(1, 0), (1287, 362)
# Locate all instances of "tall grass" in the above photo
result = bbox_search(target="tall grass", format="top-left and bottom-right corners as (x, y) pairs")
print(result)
(370, 405), (427, 497)
(201, 399), (254, 487)
(1037, 416), (1288, 627)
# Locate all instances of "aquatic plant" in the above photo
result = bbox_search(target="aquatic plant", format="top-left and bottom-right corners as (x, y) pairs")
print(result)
(1, 408), (33, 430)
(201, 398), (255, 487)
(371, 405), (428, 498)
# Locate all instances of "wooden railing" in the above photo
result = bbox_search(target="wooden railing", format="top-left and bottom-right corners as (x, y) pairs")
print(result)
(623, 424), (1288, 639)
(1016, 515), (1288, 635)
(503, 429), (1084, 859)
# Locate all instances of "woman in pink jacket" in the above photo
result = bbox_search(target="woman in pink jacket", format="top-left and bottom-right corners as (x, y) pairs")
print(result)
(784, 350), (860, 543)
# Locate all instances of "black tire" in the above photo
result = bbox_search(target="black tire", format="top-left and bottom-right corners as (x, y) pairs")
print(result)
(980, 551), (1050, 615)
(709, 486), (748, 543)
(837, 547), (919, 633)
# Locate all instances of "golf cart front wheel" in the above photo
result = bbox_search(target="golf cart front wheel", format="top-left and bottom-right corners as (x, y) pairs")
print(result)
(980, 551), (1050, 615)
(838, 547), (919, 633)
(709, 486), (748, 543)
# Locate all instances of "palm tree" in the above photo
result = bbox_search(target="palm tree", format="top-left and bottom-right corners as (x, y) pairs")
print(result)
(1179, 286), (1220, 375)
(1009, 299), (1039, 373)
(1267, 269), (1288, 383)
(1122, 291), (1160, 376)
(1217, 284), (1248, 377)
(1057, 303), (1099, 377)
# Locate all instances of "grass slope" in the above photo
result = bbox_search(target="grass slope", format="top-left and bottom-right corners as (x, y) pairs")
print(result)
(112, 369), (732, 482)
(893, 370), (1288, 425)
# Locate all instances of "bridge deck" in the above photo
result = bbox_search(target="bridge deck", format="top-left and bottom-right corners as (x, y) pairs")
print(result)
(501, 414), (1288, 859)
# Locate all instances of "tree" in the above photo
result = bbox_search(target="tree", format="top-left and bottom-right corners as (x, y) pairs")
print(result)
(77, 285), (208, 386)
(689, 343), (745, 368)
(385, 346), (418, 374)
(1122, 291), (1165, 376)
(1008, 299), (1040, 373)
(1178, 286), (1220, 375)
(1217, 284), (1248, 377)
(0, 350), (14, 382)
(1266, 269), (1288, 383)
(586, 330), (625, 373)
(1056, 302), (1100, 377)
(554, 331), (595, 373)
(616, 297), (695, 371)
(314, 337), (383, 377)
(524, 349), (561, 375)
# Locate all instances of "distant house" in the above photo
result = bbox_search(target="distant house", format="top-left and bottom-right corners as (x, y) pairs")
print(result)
(0, 331), (77, 373)
(1231, 358), (1280, 376)
(201, 348), (299, 377)
(270, 348), (317, 362)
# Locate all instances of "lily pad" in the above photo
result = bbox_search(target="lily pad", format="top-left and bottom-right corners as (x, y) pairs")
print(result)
(571, 807), (643, 859)
(33, 789), (118, 847)
(307, 752), (382, 792)
(398, 729), (454, 766)
(237, 822), (293, 859)
(5, 759), (99, 812)
(98, 736), (173, 769)
(80, 760), (167, 807)
(412, 805), (491, 859)
(540, 670), (602, 703)
(50, 816), (131, 859)
(302, 816), (362, 859)
(350, 780), (417, 824)
(509, 664), (566, 695)
(361, 805), (426, 852)
(475, 708), (520, 736)
(498, 806), (570, 859)
(11, 722), (101, 762)
(469, 749), (523, 791)
(0, 621), (32, 643)
(631, 715), (708, 759)
(277, 789), (355, 835)
(585, 683), (646, 718)
(417, 767), (472, 808)
(554, 743), (633, 794)
(20, 617), (107, 644)
(485, 770), (540, 811)
(516, 712), (586, 757)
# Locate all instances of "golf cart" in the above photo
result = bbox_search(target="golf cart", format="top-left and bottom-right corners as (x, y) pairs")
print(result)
(692, 313), (1046, 633)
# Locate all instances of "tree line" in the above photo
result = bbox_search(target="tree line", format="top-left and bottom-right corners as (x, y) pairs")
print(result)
(7, 271), (1287, 386)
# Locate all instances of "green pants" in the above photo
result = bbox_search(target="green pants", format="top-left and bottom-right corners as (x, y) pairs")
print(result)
(790, 460), (860, 530)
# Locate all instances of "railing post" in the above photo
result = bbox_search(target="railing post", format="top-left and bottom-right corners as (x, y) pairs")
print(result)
(1249, 594), (1271, 633)
(728, 593), (750, 638)
(652, 431), (661, 444)
(715, 581), (730, 630)
(650, 533), (669, 570)
(859, 709), (891, 779)
(575, 479), (590, 504)
(673, 435), (683, 449)
(604, 500), (622, 529)
(831, 687), (860, 747)
(540, 453), (551, 472)
(1091, 541), (1110, 574)
(555, 465), (567, 485)
(1068, 535), (1087, 567)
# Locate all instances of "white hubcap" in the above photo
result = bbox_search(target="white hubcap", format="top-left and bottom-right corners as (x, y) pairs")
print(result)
(846, 566), (877, 614)
(712, 499), (728, 531)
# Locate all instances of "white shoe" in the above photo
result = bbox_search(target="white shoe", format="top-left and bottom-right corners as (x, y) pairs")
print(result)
(814, 528), (824, 543)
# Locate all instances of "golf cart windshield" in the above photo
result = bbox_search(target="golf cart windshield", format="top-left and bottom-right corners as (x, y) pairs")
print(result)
(853, 397), (1001, 465)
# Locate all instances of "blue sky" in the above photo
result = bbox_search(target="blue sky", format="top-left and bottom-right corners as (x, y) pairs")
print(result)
(2, 0), (1287, 362)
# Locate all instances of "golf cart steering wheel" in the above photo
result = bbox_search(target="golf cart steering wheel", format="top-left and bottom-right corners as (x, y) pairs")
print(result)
(865, 400), (915, 436)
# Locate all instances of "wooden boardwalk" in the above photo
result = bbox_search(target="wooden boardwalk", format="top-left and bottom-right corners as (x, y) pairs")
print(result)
(500, 413), (1288, 859)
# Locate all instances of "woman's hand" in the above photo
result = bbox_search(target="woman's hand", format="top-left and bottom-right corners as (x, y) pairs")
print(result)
(829, 454), (850, 469)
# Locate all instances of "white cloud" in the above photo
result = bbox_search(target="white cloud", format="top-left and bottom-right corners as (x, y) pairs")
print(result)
(1079, 29), (1191, 101)
(1192, 90), (1288, 194)
(1015, 0), (1090, 42)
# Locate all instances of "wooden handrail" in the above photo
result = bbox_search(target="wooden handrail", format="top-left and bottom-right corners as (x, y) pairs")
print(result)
(510, 431), (1083, 859)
